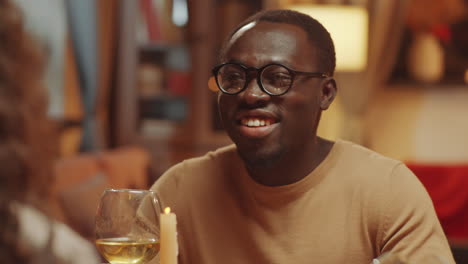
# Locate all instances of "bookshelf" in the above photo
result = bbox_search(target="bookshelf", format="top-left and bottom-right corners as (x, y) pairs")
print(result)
(113, 0), (263, 178)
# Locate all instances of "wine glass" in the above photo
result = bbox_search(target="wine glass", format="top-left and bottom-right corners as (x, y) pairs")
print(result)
(95, 189), (162, 264)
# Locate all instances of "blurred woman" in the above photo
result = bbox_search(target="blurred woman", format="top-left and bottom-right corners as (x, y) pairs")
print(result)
(0, 0), (100, 263)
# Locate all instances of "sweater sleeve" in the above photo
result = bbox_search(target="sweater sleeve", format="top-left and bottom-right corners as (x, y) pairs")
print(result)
(150, 161), (185, 210)
(145, 162), (186, 264)
(379, 163), (455, 263)
(137, 162), (184, 229)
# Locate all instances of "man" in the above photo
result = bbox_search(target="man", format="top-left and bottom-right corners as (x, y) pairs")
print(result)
(151, 9), (454, 264)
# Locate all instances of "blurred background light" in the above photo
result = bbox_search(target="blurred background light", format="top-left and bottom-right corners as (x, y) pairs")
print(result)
(172, 0), (188, 27)
(287, 4), (369, 72)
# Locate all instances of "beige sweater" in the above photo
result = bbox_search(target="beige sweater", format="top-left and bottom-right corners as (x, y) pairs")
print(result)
(151, 140), (455, 264)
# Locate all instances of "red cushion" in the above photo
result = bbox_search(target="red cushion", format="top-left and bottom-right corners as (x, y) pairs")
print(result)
(406, 163), (468, 239)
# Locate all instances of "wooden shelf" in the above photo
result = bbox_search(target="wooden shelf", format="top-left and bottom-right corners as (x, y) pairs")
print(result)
(113, 0), (258, 179)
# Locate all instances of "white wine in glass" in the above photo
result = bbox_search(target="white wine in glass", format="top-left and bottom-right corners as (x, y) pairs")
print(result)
(95, 189), (161, 264)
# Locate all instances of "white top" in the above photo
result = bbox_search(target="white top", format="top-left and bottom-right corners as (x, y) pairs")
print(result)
(15, 202), (101, 264)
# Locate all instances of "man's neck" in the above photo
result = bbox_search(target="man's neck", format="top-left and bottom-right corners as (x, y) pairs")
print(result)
(245, 137), (335, 187)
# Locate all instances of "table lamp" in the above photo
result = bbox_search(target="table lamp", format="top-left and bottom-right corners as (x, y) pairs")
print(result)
(286, 4), (369, 72)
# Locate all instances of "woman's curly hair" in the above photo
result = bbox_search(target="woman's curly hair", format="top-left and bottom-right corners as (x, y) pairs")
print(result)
(0, 0), (56, 261)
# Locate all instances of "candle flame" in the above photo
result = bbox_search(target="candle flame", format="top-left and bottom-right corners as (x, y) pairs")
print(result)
(164, 207), (171, 214)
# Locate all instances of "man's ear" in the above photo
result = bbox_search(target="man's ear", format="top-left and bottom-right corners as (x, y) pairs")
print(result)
(320, 77), (337, 110)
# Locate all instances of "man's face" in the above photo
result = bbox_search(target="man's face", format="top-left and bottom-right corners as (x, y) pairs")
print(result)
(218, 21), (332, 168)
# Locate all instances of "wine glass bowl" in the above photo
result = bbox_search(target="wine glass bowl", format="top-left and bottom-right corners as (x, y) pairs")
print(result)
(95, 189), (161, 264)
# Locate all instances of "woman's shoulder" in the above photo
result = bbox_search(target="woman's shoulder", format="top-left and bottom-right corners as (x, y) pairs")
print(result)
(15, 203), (101, 264)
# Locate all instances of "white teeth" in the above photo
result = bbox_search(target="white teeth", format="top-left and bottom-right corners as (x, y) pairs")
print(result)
(242, 118), (273, 127)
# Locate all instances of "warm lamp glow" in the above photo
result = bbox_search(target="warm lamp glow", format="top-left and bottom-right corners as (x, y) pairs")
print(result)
(287, 5), (368, 72)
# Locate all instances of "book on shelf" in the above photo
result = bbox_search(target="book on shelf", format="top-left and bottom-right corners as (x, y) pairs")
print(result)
(138, 0), (162, 43)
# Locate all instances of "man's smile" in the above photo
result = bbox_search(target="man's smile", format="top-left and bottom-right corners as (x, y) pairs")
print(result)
(240, 117), (274, 127)
(235, 110), (279, 138)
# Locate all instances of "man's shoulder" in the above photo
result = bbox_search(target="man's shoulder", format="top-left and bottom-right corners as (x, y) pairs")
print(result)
(333, 140), (426, 210)
(185, 144), (238, 166)
(153, 144), (238, 186)
(335, 139), (402, 168)
(332, 139), (410, 184)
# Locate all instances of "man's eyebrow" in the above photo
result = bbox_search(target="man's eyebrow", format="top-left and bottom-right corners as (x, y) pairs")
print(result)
(224, 59), (244, 64)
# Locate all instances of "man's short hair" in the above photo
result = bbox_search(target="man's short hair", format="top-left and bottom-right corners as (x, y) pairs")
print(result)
(219, 9), (336, 76)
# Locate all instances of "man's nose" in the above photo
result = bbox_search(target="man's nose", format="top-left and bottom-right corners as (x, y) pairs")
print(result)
(239, 77), (270, 105)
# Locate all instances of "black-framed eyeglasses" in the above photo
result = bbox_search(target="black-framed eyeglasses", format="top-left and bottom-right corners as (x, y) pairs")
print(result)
(212, 62), (329, 96)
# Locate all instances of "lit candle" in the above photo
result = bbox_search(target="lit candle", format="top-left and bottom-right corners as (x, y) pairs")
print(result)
(160, 207), (178, 264)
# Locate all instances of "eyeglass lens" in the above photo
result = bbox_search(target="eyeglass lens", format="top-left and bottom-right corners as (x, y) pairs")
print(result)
(216, 64), (292, 95)
(217, 64), (246, 94)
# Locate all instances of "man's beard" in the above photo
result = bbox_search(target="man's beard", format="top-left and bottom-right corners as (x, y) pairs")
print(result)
(237, 144), (286, 170)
